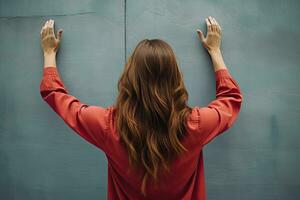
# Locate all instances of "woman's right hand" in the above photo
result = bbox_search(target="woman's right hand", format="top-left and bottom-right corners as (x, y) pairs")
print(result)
(196, 16), (222, 55)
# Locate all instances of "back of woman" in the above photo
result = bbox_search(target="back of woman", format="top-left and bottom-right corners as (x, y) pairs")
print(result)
(40, 16), (243, 200)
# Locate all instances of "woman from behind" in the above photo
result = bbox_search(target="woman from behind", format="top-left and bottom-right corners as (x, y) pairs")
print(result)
(114, 16), (243, 199)
(39, 16), (243, 200)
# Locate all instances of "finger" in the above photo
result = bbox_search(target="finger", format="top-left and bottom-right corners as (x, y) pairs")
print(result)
(218, 25), (222, 34)
(41, 24), (47, 38)
(213, 18), (222, 34)
(213, 17), (220, 27)
(49, 19), (54, 36)
(57, 29), (63, 41)
(45, 20), (50, 29)
(209, 16), (216, 32)
(211, 18), (219, 33)
(205, 18), (212, 32)
(44, 20), (48, 27)
(45, 20), (50, 35)
(209, 16), (215, 25)
(47, 19), (53, 35)
(212, 18), (220, 33)
(196, 29), (205, 42)
(41, 20), (50, 38)
(44, 20), (49, 35)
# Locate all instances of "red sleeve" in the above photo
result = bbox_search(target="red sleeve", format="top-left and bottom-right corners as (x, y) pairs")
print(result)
(193, 68), (243, 146)
(39, 66), (110, 152)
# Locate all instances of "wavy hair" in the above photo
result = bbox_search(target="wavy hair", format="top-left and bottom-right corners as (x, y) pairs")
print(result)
(114, 39), (192, 197)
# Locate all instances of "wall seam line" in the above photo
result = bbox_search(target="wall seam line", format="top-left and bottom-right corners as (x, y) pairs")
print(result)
(124, 0), (127, 63)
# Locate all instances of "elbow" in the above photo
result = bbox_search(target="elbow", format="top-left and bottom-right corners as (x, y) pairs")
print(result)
(228, 89), (243, 111)
(40, 90), (47, 101)
(40, 85), (52, 101)
(236, 92), (243, 107)
(232, 86), (243, 109)
(40, 81), (47, 100)
(228, 91), (243, 127)
(240, 93), (243, 105)
(234, 92), (243, 115)
(219, 90), (243, 133)
(40, 84), (47, 100)
(231, 80), (243, 106)
(237, 83), (243, 105)
(237, 89), (243, 109)
(40, 81), (54, 101)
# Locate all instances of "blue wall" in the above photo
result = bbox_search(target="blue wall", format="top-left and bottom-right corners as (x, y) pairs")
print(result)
(0, 0), (299, 199)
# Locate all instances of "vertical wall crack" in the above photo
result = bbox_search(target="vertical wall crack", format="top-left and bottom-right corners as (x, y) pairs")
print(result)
(124, 0), (127, 63)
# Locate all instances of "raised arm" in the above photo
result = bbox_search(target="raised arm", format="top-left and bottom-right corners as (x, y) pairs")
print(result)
(40, 19), (63, 69)
(39, 19), (110, 151)
(197, 16), (226, 72)
(192, 16), (243, 146)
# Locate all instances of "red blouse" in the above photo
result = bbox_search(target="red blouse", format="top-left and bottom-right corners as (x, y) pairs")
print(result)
(40, 66), (243, 200)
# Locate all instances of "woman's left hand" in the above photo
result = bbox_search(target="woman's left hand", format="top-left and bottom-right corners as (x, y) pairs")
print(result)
(40, 19), (63, 54)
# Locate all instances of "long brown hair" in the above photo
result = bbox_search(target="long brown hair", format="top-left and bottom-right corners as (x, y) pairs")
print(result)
(115, 39), (192, 197)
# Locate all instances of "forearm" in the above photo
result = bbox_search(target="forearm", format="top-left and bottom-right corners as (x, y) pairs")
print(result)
(209, 50), (227, 71)
(209, 50), (227, 72)
(44, 52), (57, 68)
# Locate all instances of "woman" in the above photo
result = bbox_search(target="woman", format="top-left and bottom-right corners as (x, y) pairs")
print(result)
(40, 16), (243, 200)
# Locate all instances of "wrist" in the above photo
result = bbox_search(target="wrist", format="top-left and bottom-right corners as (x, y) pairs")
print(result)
(43, 52), (57, 67)
(43, 51), (56, 57)
(208, 49), (222, 57)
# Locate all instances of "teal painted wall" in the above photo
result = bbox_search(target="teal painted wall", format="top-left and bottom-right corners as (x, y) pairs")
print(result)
(0, 0), (299, 199)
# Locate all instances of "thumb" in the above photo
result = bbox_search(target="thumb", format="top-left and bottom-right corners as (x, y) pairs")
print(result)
(196, 29), (205, 42)
(57, 29), (63, 41)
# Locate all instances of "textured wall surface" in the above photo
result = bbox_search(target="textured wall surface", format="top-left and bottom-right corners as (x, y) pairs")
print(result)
(0, 0), (300, 199)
